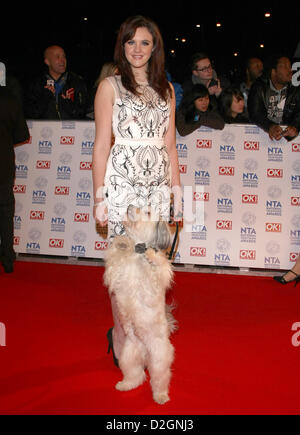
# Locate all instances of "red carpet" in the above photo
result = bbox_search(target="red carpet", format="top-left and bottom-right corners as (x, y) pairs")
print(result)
(0, 261), (300, 415)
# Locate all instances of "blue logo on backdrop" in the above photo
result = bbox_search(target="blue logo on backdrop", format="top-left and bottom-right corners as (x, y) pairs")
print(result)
(71, 231), (87, 257)
(14, 215), (22, 230)
(266, 200), (282, 216)
(81, 141), (94, 155)
(76, 192), (91, 207)
(51, 217), (66, 233)
(26, 228), (41, 254)
(176, 143), (188, 159)
(217, 198), (233, 214)
(268, 146), (283, 162)
(243, 173), (258, 188)
(15, 164), (28, 179)
(57, 166), (71, 180)
(194, 170), (210, 186)
(191, 224), (207, 241)
(214, 239), (231, 266)
(264, 256), (280, 268)
(220, 145), (235, 161)
(38, 140), (53, 154)
(32, 190), (46, 205)
(240, 227), (256, 243)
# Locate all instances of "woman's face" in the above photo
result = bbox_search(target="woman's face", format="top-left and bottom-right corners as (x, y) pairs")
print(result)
(194, 95), (210, 112)
(124, 27), (154, 71)
(231, 96), (245, 116)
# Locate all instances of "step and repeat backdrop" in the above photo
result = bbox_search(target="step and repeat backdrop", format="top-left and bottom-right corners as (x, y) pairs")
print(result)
(13, 120), (300, 270)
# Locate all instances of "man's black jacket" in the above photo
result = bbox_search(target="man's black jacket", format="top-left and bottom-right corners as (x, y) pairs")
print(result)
(0, 87), (30, 185)
(248, 75), (300, 135)
(25, 71), (88, 120)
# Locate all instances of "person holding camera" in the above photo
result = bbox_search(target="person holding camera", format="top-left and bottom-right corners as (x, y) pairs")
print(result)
(25, 45), (88, 120)
(182, 52), (230, 104)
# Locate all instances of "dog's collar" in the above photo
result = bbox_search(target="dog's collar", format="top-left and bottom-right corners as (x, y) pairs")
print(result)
(135, 243), (147, 254)
(135, 243), (158, 254)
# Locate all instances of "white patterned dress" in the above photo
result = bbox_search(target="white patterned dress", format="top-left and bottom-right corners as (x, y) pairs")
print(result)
(104, 75), (172, 238)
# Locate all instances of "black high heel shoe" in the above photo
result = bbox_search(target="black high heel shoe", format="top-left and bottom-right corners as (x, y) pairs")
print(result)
(106, 328), (119, 368)
(273, 270), (300, 287)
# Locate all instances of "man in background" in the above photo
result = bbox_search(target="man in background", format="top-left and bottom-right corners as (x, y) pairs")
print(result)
(26, 45), (88, 120)
(248, 54), (300, 141)
(0, 85), (29, 273)
(239, 57), (264, 108)
(182, 52), (230, 101)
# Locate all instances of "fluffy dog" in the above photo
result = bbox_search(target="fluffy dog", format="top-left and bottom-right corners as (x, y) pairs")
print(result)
(104, 205), (176, 404)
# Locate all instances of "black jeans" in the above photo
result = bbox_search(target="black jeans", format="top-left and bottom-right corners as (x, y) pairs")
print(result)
(0, 182), (15, 263)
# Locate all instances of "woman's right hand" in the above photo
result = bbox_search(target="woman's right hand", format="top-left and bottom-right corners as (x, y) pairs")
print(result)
(93, 201), (108, 226)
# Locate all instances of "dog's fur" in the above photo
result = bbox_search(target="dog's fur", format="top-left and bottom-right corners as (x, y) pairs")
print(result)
(104, 206), (176, 404)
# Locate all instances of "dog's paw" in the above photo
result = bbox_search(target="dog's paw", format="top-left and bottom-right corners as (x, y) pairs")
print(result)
(115, 380), (132, 391)
(115, 376), (145, 392)
(153, 392), (170, 405)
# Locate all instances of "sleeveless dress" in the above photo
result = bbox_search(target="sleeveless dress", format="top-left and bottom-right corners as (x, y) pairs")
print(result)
(104, 75), (172, 238)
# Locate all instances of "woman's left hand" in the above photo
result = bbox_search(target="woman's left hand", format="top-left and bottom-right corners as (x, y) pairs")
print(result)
(173, 185), (183, 222)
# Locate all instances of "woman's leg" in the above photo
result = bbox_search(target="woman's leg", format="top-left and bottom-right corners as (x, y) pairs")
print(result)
(282, 256), (300, 282)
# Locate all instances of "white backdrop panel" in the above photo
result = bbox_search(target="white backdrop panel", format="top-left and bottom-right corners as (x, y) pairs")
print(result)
(13, 121), (300, 269)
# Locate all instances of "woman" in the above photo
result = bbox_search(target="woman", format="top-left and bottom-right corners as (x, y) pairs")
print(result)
(92, 16), (182, 366)
(219, 88), (249, 124)
(176, 84), (224, 136)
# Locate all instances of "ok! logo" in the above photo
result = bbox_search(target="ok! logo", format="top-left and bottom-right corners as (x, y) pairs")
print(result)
(265, 223), (282, 233)
(219, 166), (235, 176)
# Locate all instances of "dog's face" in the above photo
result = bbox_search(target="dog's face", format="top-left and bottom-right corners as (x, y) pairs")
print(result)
(123, 206), (171, 251)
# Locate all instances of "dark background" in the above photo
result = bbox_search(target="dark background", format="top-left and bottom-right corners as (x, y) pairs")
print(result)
(2, 1), (299, 90)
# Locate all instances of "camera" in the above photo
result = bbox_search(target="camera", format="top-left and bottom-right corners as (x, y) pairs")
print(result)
(208, 78), (218, 88)
(46, 79), (54, 87)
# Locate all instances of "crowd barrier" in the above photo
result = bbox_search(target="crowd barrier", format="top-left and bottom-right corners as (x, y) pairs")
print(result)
(13, 120), (300, 270)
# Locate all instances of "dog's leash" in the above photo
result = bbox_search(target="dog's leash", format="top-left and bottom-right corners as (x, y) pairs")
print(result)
(167, 200), (181, 261)
(168, 221), (179, 261)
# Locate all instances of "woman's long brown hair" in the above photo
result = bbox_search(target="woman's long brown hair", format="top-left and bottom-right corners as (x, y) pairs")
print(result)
(114, 15), (172, 102)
